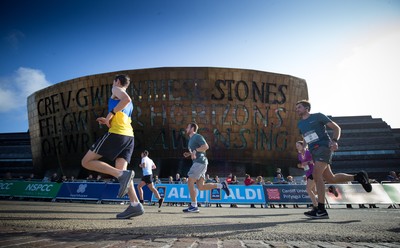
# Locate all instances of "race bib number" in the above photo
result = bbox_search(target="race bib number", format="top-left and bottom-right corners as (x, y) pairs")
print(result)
(304, 131), (319, 143)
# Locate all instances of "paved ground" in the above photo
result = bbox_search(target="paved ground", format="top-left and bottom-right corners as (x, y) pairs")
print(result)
(0, 200), (399, 247)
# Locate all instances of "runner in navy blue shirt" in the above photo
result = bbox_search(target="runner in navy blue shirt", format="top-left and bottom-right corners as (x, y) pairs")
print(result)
(296, 100), (372, 219)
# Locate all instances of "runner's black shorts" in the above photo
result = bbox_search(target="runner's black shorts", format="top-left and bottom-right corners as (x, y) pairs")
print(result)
(141, 175), (153, 184)
(90, 132), (134, 163)
(311, 146), (333, 164)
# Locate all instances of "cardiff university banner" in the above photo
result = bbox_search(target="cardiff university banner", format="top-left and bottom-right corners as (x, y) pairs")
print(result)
(325, 183), (393, 205)
(263, 184), (312, 204)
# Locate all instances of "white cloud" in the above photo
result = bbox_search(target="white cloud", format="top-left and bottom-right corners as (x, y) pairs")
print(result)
(0, 86), (17, 112)
(15, 67), (52, 97)
(0, 67), (51, 113)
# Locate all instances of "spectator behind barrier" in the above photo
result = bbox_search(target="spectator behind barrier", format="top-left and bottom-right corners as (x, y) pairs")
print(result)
(387, 171), (399, 182)
(174, 173), (181, 184)
(273, 173), (287, 184)
(244, 174), (256, 208)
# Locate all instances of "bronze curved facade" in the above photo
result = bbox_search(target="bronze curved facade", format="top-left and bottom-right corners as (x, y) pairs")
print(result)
(27, 67), (308, 178)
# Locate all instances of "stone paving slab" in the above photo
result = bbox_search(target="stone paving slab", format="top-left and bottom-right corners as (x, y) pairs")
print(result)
(1, 231), (400, 248)
(0, 200), (399, 247)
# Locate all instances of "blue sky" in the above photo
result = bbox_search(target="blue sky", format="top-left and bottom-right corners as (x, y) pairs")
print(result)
(1, 0), (399, 133)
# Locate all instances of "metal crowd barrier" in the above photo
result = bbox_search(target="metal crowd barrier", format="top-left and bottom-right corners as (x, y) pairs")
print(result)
(1, 180), (399, 207)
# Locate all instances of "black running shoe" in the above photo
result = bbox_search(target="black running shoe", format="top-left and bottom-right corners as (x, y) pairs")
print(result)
(355, 171), (372, 192)
(304, 207), (317, 216)
(328, 185), (339, 197)
(305, 209), (329, 219)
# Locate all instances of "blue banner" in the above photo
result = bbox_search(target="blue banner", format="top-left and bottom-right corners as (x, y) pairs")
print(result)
(56, 182), (106, 200)
(56, 182), (153, 202)
(209, 185), (265, 204)
(101, 183), (128, 201)
(101, 182), (152, 202)
(151, 184), (208, 203)
(151, 184), (265, 204)
(263, 184), (312, 204)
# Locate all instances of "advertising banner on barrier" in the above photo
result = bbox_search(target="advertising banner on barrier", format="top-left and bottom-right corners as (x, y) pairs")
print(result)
(151, 184), (208, 203)
(325, 183), (393, 205)
(263, 184), (312, 204)
(101, 183), (128, 202)
(0, 181), (61, 198)
(56, 182), (106, 200)
(0, 180), (17, 196)
(209, 185), (265, 204)
(151, 184), (265, 204)
(381, 183), (400, 204)
(100, 183), (151, 202)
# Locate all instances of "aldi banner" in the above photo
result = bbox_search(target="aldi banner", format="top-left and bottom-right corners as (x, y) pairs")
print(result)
(208, 185), (265, 204)
(151, 184), (208, 203)
(151, 184), (265, 204)
(0, 181), (61, 198)
(56, 182), (106, 200)
(325, 183), (393, 205)
(263, 184), (312, 204)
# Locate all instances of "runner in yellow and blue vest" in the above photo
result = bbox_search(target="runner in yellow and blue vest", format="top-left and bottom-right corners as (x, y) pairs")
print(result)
(82, 74), (143, 219)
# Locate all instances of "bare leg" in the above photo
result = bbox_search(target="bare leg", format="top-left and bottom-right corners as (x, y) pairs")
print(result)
(323, 164), (355, 183)
(137, 181), (146, 201)
(147, 183), (161, 199)
(196, 177), (218, 191)
(81, 151), (121, 178)
(187, 177), (197, 203)
(313, 161), (328, 204)
(306, 179), (318, 207)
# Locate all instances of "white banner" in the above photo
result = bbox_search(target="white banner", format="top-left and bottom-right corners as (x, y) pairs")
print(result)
(325, 183), (393, 205)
